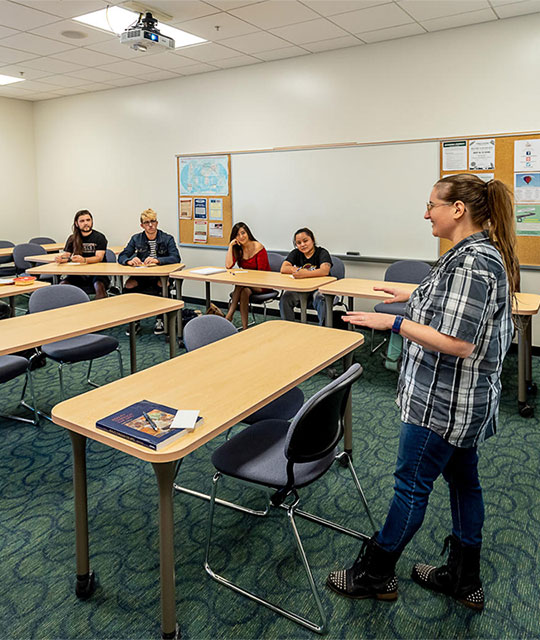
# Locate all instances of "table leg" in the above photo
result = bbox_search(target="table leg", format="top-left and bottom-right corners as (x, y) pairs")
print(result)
(343, 352), (354, 459)
(517, 315), (534, 417)
(161, 276), (169, 334)
(129, 321), (137, 374)
(205, 282), (211, 310)
(174, 280), (184, 341)
(324, 294), (333, 328)
(152, 461), (180, 640)
(9, 295), (15, 317)
(53, 275), (59, 285)
(167, 310), (178, 359)
(69, 431), (96, 600)
(299, 293), (309, 324)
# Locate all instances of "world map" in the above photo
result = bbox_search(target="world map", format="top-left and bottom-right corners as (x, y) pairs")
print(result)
(179, 156), (229, 196)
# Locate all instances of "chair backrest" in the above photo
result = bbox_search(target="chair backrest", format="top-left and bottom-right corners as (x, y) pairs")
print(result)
(28, 236), (56, 244)
(0, 240), (15, 265)
(13, 243), (45, 272)
(29, 284), (89, 313)
(183, 315), (237, 351)
(285, 363), (362, 464)
(329, 255), (345, 280)
(104, 248), (117, 263)
(267, 252), (284, 272)
(384, 260), (431, 284)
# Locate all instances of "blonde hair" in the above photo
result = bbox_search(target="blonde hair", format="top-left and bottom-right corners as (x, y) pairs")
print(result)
(436, 174), (519, 298)
(140, 208), (157, 223)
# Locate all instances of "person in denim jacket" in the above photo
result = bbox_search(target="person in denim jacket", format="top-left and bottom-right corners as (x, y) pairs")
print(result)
(119, 208), (180, 334)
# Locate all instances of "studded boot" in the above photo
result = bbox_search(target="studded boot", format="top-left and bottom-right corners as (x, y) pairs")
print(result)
(411, 534), (484, 610)
(326, 535), (400, 600)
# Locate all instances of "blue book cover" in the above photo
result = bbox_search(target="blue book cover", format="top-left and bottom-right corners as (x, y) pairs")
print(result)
(96, 400), (190, 450)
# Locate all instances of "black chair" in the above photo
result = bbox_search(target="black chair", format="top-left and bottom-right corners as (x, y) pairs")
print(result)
(0, 355), (39, 425)
(371, 260), (431, 353)
(204, 363), (375, 634)
(28, 236), (56, 244)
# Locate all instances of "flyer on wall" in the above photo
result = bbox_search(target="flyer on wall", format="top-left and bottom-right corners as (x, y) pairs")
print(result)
(514, 140), (540, 172)
(515, 173), (540, 202)
(469, 139), (495, 170)
(209, 198), (223, 220)
(442, 141), (467, 171)
(515, 204), (540, 236)
(209, 223), (223, 238)
(193, 220), (208, 243)
(179, 198), (192, 219)
(194, 198), (207, 219)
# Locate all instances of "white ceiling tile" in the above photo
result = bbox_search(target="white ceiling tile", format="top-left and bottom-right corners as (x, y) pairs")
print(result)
(130, 0), (219, 23)
(204, 0), (264, 9)
(271, 17), (349, 44)
(135, 69), (181, 80)
(301, 1), (389, 17)
(11, 78), (63, 91)
(76, 81), (114, 91)
(230, 1), (319, 29)
(254, 44), (309, 59)
(52, 86), (90, 95)
(489, 0), (529, 5)
(52, 47), (123, 65)
(103, 75), (147, 86)
(0, 0), (60, 29)
(0, 63), (50, 79)
(397, 0), (490, 21)
(0, 25), (19, 38)
(175, 11), (259, 40)
(38, 74), (89, 87)
(85, 38), (144, 59)
(0, 85), (32, 97)
(219, 30), (289, 53)
(357, 21), (425, 42)
(213, 53), (260, 66)
(493, 0), (540, 18)
(68, 67), (124, 82)
(179, 41), (242, 61)
(29, 19), (115, 46)
(97, 59), (163, 74)
(329, 3), (414, 31)
(301, 34), (362, 51)
(1, 32), (75, 55)
(423, 8), (497, 31)
(21, 56), (85, 73)
(15, 0), (108, 18)
(174, 61), (218, 73)
(130, 49), (199, 68)
(0, 45), (37, 64)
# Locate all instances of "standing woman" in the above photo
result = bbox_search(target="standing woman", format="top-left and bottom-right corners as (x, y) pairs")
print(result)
(225, 222), (270, 330)
(280, 228), (332, 325)
(327, 174), (519, 611)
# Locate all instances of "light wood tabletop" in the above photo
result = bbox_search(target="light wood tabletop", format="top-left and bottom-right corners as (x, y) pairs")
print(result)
(0, 280), (51, 300)
(26, 262), (185, 277)
(52, 320), (363, 463)
(0, 293), (184, 371)
(24, 245), (124, 264)
(0, 242), (63, 258)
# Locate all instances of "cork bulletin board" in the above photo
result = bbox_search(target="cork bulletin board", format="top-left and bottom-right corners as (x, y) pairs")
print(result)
(439, 133), (540, 266)
(176, 154), (233, 248)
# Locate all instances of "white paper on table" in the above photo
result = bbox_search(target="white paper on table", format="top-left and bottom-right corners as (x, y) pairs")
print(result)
(170, 410), (200, 431)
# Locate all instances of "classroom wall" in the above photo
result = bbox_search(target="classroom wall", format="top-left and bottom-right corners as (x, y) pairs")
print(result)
(0, 96), (38, 243)
(30, 12), (540, 339)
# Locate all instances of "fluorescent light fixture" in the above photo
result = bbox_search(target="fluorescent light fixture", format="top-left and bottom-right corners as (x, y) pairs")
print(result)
(73, 7), (206, 48)
(0, 74), (25, 85)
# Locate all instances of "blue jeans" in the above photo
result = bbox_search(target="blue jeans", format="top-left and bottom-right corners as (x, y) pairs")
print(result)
(279, 291), (326, 325)
(377, 422), (484, 553)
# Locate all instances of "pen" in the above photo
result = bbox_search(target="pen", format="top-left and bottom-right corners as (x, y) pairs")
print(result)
(142, 411), (159, 431)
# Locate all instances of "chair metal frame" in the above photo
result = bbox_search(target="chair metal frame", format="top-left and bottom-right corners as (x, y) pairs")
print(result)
(203, 366), (375, 634)
(1, 366), (39, 426)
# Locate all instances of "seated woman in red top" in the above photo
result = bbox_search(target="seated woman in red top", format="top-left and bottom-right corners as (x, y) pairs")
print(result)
(225, 222), (270, 330)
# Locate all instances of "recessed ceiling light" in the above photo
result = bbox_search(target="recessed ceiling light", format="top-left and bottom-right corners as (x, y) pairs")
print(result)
(0, 74), (25, 85)
(73, 7), (206, 48)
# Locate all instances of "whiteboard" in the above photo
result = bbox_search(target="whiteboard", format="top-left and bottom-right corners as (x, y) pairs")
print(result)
(231, 142), (440, 260)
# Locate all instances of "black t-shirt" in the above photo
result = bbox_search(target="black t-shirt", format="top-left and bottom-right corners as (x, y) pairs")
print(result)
(64, 230), (107, 257)
(285, 246), (332, 271)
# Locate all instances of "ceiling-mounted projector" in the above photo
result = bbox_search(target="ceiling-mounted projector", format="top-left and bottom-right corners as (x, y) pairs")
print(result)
(120, 12), (174, 52)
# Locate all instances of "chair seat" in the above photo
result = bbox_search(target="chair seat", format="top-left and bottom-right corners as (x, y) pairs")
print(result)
(0, 355), (29, 384)
(42, 334), (118, 363)
(244, 387), (304, 424)
(373, 301), (406, 315)
(212, 419), (337, 489)
(250, 291), (279, 304)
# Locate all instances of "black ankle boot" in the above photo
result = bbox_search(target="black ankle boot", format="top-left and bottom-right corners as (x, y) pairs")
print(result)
(411, 534), (484, 611)
(326, 535), (400, 600)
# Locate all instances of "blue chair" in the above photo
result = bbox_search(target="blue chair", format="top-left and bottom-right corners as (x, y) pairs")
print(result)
(0, 240), (16, 277)
(12, 243), (47, 276)
(28, 236), (56, 244)
(371, 260), (431, 353)
(204, 364), (374, 634)
(0, 355), (38, 425)
(28, 285), (123, 400)
(247, 252), (284, 323)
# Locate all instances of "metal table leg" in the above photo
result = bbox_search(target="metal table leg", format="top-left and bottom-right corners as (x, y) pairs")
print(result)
(129, 321), (137, 373)
(161, 276), (169, 334)
(69, 432), (96, 600)
(343, 352), (354, 460)
(324, 294), (333, 328)
(152, 461), (180, 640)
(167, 310), (178, 359)
(205, 282), (211, 310)
(517, 315), (534, 417)
(299, 293), (309, 324)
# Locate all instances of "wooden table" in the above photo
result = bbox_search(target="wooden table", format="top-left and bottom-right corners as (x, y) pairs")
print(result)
(0, 242), (63, 258)
(0, 293), (184, 373)
(171, 267), (335, 323)
(0, 280), (51, 315)
(319, 278), (540, 417)
(23, 245), (124, 264)
(51, 320), (363, 639)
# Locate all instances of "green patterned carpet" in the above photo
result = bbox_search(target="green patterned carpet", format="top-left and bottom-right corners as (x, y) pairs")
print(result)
(1, 307), (539, 640)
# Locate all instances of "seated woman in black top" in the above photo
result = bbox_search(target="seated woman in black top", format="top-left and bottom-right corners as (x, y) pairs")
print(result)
(279, 228), (332, 325)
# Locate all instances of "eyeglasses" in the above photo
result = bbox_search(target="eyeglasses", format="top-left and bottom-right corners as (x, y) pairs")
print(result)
(426, 201), (451, 211)
(142, 220), (158, 226)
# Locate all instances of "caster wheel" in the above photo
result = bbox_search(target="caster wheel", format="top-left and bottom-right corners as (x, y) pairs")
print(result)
(526, 382), (537, 396)
(518, 402), (534, 418)
(75, 570), (96, 600)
